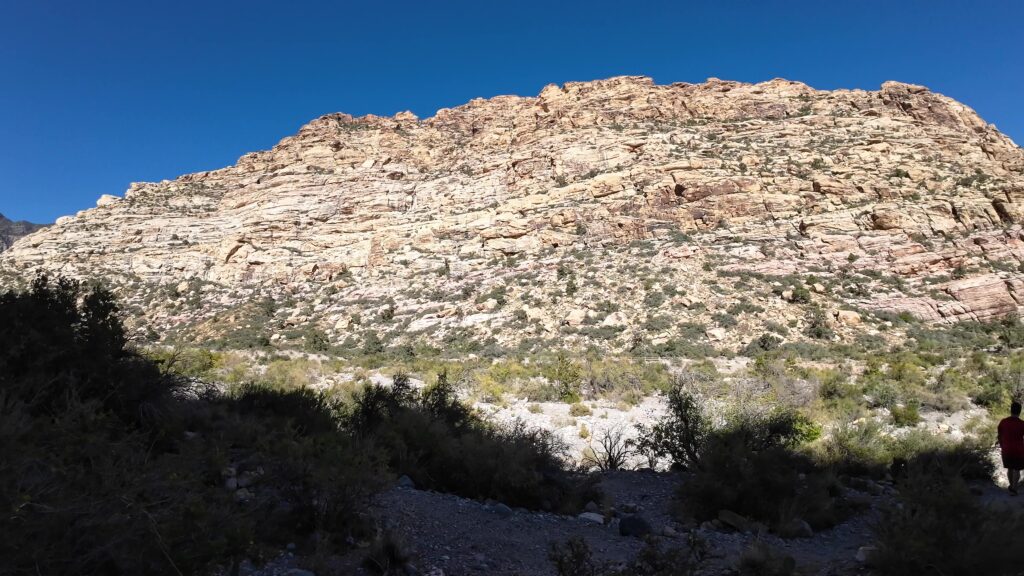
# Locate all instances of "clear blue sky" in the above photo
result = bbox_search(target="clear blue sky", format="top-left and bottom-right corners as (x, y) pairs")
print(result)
(2, 0), (1021, 223)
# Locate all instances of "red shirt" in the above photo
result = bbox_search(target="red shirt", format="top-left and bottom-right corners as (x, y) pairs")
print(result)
(998, 416), (1024, 458)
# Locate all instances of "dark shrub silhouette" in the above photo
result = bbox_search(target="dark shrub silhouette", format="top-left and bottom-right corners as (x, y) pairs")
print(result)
(0, 277), (586, 574)
(345, 370), (593, 512)
(0, 277), (384, 574)
(871, 450), (1021, 576)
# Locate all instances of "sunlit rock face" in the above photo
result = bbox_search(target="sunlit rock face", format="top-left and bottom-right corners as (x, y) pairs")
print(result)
(3, 76), (1024, 350)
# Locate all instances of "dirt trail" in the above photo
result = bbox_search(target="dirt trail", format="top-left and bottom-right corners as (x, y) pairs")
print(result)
(337, 471), (882, 576)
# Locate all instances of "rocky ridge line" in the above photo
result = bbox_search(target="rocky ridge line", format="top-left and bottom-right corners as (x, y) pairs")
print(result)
(3, 76), (1024, 351)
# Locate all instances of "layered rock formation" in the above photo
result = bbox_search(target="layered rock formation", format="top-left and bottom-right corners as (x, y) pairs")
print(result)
(0, 214), (46, 253)
(3, 76), (1024, 352)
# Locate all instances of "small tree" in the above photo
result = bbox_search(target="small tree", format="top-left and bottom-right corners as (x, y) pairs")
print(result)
(634, 385), (709, 469)
(545, 353), (582, 402)
(581, 425), (633, 471)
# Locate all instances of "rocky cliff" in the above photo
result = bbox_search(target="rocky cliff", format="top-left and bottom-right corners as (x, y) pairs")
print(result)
(3, 76), (1024, 353)
(0, 214), (46, 253)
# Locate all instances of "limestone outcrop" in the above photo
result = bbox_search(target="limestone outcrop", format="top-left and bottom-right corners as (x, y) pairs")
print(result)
(3, 76), (1023, 352)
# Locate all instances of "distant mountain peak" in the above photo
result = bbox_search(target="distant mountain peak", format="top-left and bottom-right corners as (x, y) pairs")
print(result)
(0, 214), (46, 253)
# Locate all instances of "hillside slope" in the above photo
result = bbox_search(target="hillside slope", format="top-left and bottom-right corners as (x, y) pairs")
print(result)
(3, 76), (1024, 353)
(0, 213), (46, 252)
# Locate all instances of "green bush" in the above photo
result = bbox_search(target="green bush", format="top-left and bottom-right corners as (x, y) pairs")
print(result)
(148, 346), (216, 378)
(890, 403), (920, 427)
(569, 402), (592, 416)
(543, 353), (583, 402)
(633, 385), (710, 469)
(680, 412), (846, 532)
(742, 333), (782, 356)
(804, 308), (834, 340)
(817, 420), (892, 477)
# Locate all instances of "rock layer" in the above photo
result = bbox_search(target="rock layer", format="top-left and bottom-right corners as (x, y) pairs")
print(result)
(3, 76), (1024, 350)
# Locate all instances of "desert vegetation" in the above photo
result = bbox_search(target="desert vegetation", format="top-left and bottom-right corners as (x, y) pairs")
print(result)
(0, 277), (590, 575)
(3, 276), (1024, 575)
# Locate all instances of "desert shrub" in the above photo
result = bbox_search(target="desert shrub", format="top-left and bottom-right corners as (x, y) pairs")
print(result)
(644, 290), (666, 308)
(889, 403), (920, 427)
(263, 357), (320, 390)
(580, 358), (673, 402)
(0, 275), (170, 427)
(804, 308), (833, 340)
(817, 420), (892, 477)
(871, 456), (1021, 575)
(636, 374), (844, 531)
(543, 353), (583, 402)
(344, 371), (588, 511)
(229, 393), (385, 542)
(570, 402), (593, 416)
(646, 337), (719, 359)
(302, 326), (331, 352)
(363, 531), (413, 575)
(550, 536), (700, 576)
(550, 537), (599, 576)
(0, 277), (385, 575)
(148, 346), (216, 378)
(892, 438), (994, 482)
(788, 284), (812, 304)
(680, 411), (845, 532)
(633, 385), (710, 470)
(580, 425), (633, 471)
(736, 541), (797, 576)
(362, 330), (386, 355)
(742, 333), (782, 356)
(231, 382), (342, 435)
(712, 311), (738, 328)
(812, 367), (859, 414)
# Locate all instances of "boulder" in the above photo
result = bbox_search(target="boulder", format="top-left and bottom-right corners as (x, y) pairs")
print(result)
(717, 510), (761, 533)
(564, 308), (588, 326)
(96, 194), (121, 207)
(491, 503), (513, 517)
(834, 310), (861, 325)
(776, 518), (813, 538)
(855, 545), (878, 564)
(619, 515), (653, 538)
(602, 311), (628, 327)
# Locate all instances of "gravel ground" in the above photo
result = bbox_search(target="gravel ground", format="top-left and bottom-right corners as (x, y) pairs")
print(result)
(323, 471), (883, 576)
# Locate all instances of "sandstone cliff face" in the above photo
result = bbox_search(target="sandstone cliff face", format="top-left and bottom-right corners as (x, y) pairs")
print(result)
(3, 76), (1024, 353)
(0, 214), (46, 253)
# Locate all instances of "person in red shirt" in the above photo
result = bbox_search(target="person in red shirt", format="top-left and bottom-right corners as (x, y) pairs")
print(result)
(997, 401), (1024, 495)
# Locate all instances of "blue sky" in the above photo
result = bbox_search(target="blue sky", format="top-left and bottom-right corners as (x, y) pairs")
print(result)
(1, 0), (1021, 223)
